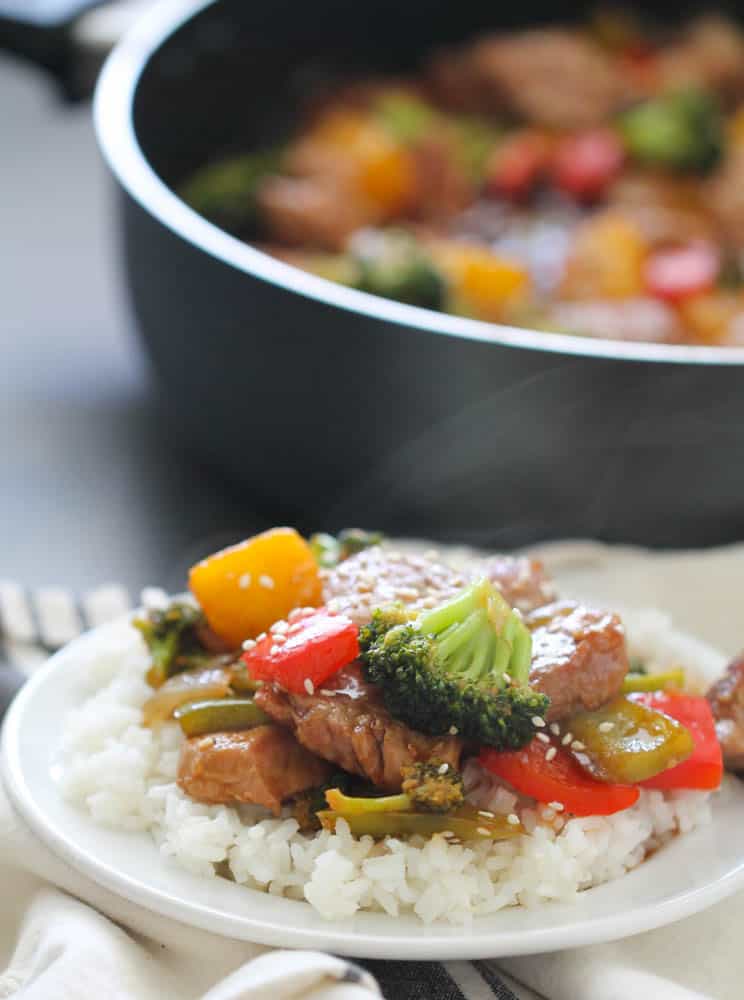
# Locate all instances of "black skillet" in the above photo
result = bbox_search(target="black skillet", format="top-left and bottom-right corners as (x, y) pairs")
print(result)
(5, 0), (744, 551)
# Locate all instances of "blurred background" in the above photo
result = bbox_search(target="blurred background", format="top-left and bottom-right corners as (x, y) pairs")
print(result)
(2, 0), (263, 597)
(3, 0), (744, 607)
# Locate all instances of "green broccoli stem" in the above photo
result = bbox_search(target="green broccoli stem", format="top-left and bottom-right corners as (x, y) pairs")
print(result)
(416, 578), (531, 687)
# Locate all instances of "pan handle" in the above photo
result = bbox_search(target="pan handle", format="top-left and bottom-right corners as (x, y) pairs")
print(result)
(0, 1), (140, 99)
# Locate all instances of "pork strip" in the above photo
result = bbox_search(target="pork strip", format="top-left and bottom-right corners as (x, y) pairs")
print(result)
(322, 546), (555, 625)
(707, 655), (744, 770)
(526, 601), (629, 721)
(255, 664), (462, 790)
(177, 724), (332, 814)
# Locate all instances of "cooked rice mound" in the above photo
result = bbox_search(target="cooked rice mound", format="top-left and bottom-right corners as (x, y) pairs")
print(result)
(58, 607), (717, 925)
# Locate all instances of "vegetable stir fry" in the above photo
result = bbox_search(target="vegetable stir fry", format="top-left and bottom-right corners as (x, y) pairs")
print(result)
(180, 11), (744, 346)
(132, 526), (732, 846)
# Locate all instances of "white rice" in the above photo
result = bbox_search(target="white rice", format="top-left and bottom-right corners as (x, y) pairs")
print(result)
(58, 612), (718, 925)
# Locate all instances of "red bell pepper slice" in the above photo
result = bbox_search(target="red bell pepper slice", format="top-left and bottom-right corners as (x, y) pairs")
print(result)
(631, 692), (723, 791)
(644, 242), (720, 303)
(552, 128), (625, 201)
(242, 607), (359, 694)
(485, 131), (551, 201)
(480, 739), (640, 817)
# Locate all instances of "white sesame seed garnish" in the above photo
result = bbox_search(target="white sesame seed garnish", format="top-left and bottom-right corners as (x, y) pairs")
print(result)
(269, 645), (280, 656)
(545, 747), (557, 761)
(532, 716), (546, 728)
(536, 732), (550, 744)
(478, 810), (495, 818)
(598, 721), (615, 733)
(449, 725), (459, 736)
(304, 678), (315, 695)
(270, 620), (288, 634)
(477, 827), (491, 837)
(272, 633), (286, 644)
(238, 573), (252, 589)
(256, 632), (267, 642)
(502, 672), (513, 686)
(507, 813), (520, 826)
(241, 639), (256, 651)
(561, 732), (573, 746)
(548, 801), (565, 812)
(318, 689), (336, 697)
(571, 740), (585, 751)
(258, 574), (275, 590)
(549, 723), (561, 736)
(287, 608), (303, 622)
(438, 763), (450, 774)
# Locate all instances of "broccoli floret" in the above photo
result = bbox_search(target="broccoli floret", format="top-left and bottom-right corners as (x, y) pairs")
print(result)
(288, 771), (360, 831)
(619, 88), (724, 173)
(374, 92), (439, 143)
(180, 149), (282, 233)
(309, 528), (384, 568)
(133, 600), (209, 688)
(400, 761), (464, 813)
(349, 229), (446, 310)
(359, 578), (549, 749)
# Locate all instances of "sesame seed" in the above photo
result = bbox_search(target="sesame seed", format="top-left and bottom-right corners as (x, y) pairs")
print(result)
(269, 645), (280, 656)
(545, 747), (557, 762)
(507, 813), (520, 826)
(548, 801), (565, 812)
(478, 810), (495, 818)
(549, 723), (561, 736)
(571, 740), (585, 751)
(304, 678), (315, 695)
(272, 634), (286, 644)
(598, 721), (615, 733)
(438, 763), (449, 774)
(502, 673), (512, 685)
(258, 574), (275, 590)
(288, 608), (303, 622)
(536, 732), (550, 744)
(318, 689), (336, 697)
(241, 639), (256, 651)
(477, 827), (491, 836)
(532, 716), (546, 728)
(449, 725), (459, 735)
(256, 632), (267, 643)
(270, 620), (288, 634)
(561, 732), (573, 746)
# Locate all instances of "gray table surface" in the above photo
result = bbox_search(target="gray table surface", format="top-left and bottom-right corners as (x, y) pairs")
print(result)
(2, 52), (267, 597)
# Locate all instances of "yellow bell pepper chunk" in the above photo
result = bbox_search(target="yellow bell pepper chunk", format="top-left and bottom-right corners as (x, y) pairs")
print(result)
(305, 110), (417, 217)
(189, 527), (322, 647)
(432, 243), (530, 321)
(560, 212), (648, 300)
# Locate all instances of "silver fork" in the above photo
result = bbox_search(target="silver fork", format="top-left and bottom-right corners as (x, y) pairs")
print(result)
(0, 582), (133, 718)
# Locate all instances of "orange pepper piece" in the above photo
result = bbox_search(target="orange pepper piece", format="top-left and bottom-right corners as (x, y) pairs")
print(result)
(189, 527), (322, 647)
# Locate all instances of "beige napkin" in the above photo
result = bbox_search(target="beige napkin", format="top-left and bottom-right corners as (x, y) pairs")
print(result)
(1, 542), (743, 999)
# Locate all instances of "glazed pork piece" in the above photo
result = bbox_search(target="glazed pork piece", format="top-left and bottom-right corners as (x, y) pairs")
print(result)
(255, 664), (463, 790)
(177, 724), (332, 814)
(321, 546), (555, 625)
(526, 601), (629, 721)
(430, 29), (630, 128)
(707, 655), (744, 770)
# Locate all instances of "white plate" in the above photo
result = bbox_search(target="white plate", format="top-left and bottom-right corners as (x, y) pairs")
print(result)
(4, 610), (744, 959)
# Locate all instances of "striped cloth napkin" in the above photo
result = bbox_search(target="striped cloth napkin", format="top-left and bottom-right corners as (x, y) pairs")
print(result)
(0, 580), (526, 1000)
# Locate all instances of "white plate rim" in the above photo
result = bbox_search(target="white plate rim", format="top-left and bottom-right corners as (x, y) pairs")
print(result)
(4, 618), (744, 959)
